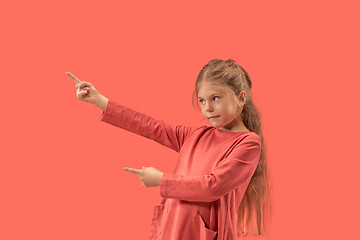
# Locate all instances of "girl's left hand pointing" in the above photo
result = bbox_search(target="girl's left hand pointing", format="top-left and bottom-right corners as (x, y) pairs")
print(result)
(123, 166), (164, 187)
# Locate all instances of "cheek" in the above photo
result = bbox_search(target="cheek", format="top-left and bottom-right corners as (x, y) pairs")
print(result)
(223, 104), (238, 116)
(218, 104), (231, 113)
(200, 108), (206, 116)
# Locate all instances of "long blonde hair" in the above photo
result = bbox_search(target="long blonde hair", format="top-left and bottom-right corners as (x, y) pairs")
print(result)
(192, 59), (272, 237)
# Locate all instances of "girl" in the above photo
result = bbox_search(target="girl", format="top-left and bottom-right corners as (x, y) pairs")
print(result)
(67, 59), (271, 240)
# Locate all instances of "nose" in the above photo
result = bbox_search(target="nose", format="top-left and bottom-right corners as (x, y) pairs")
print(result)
(204, 103), (213, 112)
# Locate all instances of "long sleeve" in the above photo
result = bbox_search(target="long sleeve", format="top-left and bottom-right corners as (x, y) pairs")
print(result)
(159, 134), (261, 202)
(100, 99), (199, 152)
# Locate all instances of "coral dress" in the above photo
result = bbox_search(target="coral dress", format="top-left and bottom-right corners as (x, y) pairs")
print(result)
(100, 99), (261, 240)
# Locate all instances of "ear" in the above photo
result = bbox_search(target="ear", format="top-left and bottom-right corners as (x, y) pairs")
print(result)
(238, 91), (247, 105)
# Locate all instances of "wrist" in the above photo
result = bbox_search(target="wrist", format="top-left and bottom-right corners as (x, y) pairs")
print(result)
(95, 95), (109, 111)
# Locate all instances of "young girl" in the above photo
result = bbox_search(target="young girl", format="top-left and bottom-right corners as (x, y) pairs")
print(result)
(67, 59), (271, 240)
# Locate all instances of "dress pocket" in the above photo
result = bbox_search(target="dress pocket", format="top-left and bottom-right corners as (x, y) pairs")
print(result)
(193, 212), (218, 240)
(149, 202), (169, 239)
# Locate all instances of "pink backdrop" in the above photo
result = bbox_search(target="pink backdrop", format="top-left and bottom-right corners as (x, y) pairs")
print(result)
(1, 0), (359, 239)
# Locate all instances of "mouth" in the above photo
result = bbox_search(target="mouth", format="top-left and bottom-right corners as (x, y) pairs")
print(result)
(208, 116), (220, 120)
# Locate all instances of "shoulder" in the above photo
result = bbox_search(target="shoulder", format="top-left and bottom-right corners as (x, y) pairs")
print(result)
(238, 132), (262, 155)
(243, 131), (261, 142)
(241, 132), (261, 146)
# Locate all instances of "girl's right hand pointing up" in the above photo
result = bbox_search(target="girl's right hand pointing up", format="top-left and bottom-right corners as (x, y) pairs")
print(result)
(66, 72), (101, 104)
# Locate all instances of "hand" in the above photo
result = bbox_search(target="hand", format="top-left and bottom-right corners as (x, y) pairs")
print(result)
(123, 166), (164, 187)
(66, 71), (102, 104)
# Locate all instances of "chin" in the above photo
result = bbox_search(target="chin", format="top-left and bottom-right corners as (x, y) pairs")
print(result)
(212, 124), (223, 128)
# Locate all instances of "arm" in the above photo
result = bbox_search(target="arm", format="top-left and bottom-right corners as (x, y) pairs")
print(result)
(159, 134), (261, 202)
(100, 99), (199, 152)
(68, 72), (198, 151)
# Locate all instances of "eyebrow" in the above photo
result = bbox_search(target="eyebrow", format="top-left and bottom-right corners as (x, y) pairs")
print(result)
(197, 92), (223, 99)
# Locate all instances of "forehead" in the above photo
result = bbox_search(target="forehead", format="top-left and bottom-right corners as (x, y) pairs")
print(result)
(197, 81), (230, 97)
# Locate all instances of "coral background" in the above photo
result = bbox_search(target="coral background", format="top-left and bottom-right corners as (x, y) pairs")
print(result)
(1, 0), (359, 239)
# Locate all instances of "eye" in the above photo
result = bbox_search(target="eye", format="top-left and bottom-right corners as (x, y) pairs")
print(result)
(213, 96), (220, 101)
(199, 99), (205, 104)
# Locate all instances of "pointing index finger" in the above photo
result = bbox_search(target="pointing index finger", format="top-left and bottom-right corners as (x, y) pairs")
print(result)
(123, 167), (142, 175)
(66, 72), (82, 84)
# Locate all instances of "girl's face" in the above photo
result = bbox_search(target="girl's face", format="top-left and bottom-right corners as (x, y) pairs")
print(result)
(197, 81), (246, 132)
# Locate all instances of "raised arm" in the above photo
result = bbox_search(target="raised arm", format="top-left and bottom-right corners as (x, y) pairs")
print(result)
(67, 71), (198, 152)
(100, 99), (199, 152)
